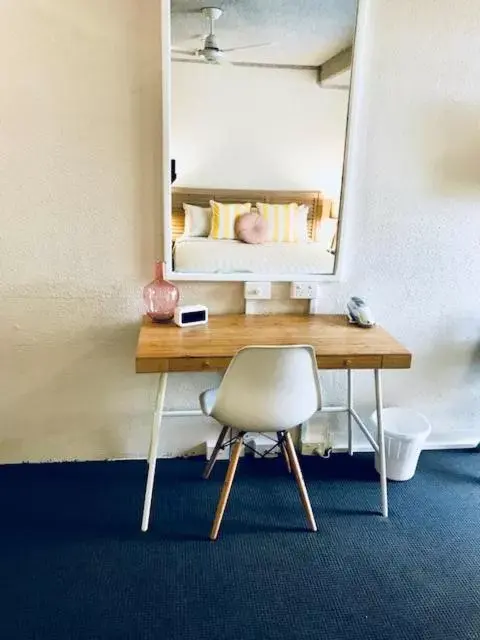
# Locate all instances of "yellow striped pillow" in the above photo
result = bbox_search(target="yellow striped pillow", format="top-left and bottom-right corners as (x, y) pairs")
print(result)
(209, 200), (251, 239)
(256, 202), (308, 242)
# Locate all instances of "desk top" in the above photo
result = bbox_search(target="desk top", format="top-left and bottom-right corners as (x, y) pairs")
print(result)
(136, 314), (412, 373)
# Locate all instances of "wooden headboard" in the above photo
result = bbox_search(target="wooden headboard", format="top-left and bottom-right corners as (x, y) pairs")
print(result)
(171, 188), (335, 241)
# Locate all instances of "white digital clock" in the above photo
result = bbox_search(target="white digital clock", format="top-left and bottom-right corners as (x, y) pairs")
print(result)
(173, 304), (208, 327)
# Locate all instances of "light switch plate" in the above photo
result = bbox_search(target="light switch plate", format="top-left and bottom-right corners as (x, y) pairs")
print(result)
(244, 282), (272, 299)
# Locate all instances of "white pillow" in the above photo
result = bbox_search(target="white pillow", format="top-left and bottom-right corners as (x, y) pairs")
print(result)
(296, 205), (309, 242)
(183, 204), (211, 237)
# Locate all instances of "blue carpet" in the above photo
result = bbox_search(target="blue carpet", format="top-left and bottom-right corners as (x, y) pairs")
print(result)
(0, 450), (479, 640)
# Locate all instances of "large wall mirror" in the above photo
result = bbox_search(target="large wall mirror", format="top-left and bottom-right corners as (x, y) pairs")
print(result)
(162, 0), (366, 281)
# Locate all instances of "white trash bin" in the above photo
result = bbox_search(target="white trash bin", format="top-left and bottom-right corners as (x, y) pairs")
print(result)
(369, 409), (431, 481)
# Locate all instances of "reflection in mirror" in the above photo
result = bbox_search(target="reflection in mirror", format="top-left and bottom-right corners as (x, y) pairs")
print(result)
(169, 0), (359, 279)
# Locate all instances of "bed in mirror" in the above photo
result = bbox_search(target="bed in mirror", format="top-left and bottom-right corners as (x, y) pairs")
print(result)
(163, 0), (364, 281)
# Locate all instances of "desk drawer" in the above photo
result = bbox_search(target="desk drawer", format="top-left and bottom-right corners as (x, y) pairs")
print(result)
(137, 355), (386, 373)
(316, 355), (382, 369)
(169, 355), (383, 371)
(167, 357), (231, 372)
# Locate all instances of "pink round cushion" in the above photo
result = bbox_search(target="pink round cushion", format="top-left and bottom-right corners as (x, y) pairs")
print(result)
(235, 212), (268, 244)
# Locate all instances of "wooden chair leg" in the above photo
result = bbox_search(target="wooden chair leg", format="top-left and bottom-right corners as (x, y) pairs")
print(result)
(203, 425), (229, 479)
(277, 431), (291, 473)
(210, 434), (244, 541)
(284, 432), (317, 532)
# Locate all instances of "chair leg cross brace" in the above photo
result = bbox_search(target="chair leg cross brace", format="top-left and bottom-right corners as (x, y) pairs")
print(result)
(241, 438), (283, 459)
(204, 429), (293, 479)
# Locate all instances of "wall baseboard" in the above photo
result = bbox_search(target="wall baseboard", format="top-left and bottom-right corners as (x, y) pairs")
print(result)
(303, 431), (479, 455)
(0, 415), (476, 465)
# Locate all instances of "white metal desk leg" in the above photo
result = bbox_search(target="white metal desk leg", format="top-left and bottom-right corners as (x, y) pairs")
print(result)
(374, 369), (388, 517)
(141, 373), (168, 532)
(347, 369), (353, 456)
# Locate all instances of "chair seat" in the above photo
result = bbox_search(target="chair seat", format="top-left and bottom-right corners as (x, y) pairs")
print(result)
(198, 346), (321, 432)
(200, 388), (218, 417)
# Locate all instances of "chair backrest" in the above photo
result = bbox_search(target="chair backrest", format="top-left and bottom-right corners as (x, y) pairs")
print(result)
(210, 345), (322, 432)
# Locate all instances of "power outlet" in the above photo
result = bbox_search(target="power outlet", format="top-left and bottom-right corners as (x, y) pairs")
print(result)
(290, 282), (319, 299)
(244, 281), (272, 299)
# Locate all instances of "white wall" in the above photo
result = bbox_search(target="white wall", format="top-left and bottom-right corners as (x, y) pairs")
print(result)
(0, 0), (240, 462)
(0, 0), (479, 463)
(171, 62), (349, 200)
(331, 0), (480, 446)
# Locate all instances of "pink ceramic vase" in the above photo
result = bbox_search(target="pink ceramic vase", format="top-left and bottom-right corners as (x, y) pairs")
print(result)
(143, 261), (179, 322)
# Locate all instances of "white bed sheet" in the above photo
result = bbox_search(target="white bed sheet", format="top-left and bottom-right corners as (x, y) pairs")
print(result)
(173, 237), (335, 274)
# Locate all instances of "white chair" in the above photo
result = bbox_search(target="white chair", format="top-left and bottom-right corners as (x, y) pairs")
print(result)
(200, 345), (322, 540)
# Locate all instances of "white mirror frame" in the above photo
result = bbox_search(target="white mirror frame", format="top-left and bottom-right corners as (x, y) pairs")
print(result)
(161, 0), (369, 282)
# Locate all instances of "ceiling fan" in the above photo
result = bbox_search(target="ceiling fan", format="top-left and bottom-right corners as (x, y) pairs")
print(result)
(172, 6), (274, 65)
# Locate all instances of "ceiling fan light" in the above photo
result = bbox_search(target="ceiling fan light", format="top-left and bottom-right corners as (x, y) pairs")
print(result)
(204, 48), (223, 63)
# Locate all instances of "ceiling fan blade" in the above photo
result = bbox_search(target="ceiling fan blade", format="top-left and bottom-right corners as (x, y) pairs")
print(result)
(222, 42), (274, 53)
(175, 34), (207, 44)
(171, 48), (198, 57)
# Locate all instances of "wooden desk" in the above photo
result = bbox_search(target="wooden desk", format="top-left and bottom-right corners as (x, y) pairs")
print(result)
(136, 314), (412, 531)
(136, 314), (411, 373)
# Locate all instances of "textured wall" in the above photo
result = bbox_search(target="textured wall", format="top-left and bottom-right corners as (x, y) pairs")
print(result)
(0, 0), (239, 461)
(171, 62), (349, 200)
(0, 0), (479, 463)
